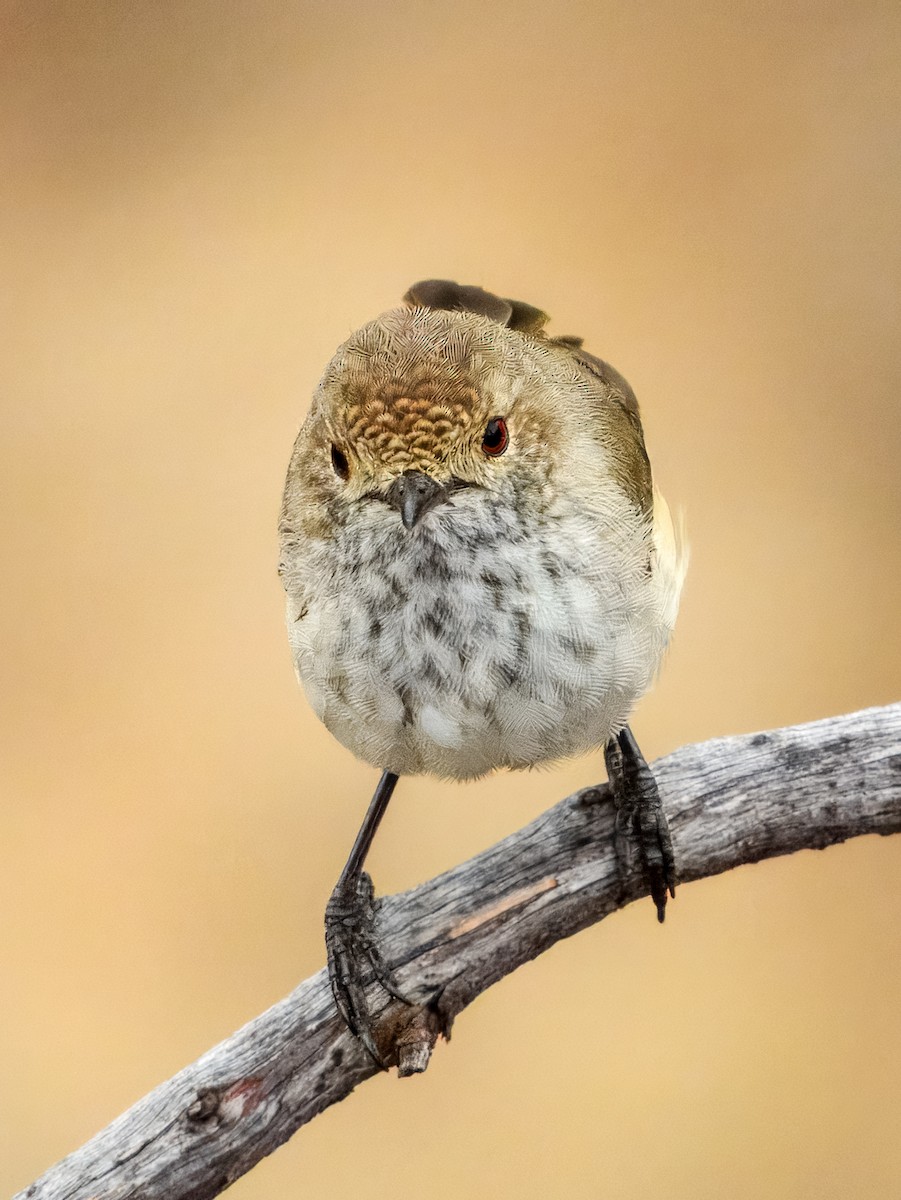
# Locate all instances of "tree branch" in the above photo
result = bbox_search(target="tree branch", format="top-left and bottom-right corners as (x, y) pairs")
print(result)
(18, 704), (901, 1200)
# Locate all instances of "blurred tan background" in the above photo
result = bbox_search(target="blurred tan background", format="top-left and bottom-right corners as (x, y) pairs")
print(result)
(2, 1), (900, 1196)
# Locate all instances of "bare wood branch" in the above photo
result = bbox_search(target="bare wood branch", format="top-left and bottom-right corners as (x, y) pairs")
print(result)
(17, 704), (901, 1200)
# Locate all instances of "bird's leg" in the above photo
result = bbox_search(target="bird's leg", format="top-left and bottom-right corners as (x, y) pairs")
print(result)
(603, 726), (677, 922)
(325, 770), (414, 1066)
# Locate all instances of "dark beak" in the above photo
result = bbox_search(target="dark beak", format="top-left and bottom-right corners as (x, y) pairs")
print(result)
(386, 470), (449, 530)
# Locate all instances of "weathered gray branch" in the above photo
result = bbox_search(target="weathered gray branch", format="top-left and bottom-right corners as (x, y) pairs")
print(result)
(17, 704), (901, 1200)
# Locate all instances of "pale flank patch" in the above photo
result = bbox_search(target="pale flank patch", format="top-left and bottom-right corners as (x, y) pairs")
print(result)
(652, 487), (689, 632)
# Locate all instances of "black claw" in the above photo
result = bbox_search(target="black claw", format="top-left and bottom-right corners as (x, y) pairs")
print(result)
(325, 869), (416, 1068)
(604, 726), (677, 919)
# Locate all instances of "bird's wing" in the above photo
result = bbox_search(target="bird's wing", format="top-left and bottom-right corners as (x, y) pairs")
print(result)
(403, 279), (652, 514)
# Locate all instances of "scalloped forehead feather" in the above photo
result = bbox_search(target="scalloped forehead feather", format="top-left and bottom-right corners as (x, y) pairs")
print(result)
(319, 306), (509, 471)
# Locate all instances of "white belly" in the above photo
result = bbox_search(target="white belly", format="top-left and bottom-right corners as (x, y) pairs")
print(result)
(287, 498), (672, 780)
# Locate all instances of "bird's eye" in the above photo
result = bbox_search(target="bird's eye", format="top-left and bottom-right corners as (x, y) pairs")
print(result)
(482, 416), (508, 457)
(330, 445), (350, 481)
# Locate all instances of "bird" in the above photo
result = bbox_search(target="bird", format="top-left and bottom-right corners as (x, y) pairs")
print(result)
(278, 279), (687, 1065)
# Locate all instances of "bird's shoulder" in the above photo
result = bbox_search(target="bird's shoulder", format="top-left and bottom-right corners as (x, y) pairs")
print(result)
(403, 280), (652, 513)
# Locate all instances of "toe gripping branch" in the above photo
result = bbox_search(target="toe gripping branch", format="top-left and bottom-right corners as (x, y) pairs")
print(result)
(325, 869), (417, 1068)
(324, 771), (444, 1074)
(604, 726), (677, 921)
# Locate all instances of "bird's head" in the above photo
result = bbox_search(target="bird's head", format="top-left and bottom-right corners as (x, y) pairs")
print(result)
(280, 280), (650, 556)
(284, 298), (563, 542)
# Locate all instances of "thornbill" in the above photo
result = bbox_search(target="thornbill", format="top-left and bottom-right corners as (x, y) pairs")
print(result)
(279, 279), (687, 1066)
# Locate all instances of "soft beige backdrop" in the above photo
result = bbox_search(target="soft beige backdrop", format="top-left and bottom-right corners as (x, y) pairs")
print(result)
(2, 2), (900, 1197)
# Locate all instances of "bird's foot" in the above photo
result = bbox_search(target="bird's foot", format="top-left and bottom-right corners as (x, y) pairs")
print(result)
(325, 870), (417, 1068)
(604, 727), (677, 921)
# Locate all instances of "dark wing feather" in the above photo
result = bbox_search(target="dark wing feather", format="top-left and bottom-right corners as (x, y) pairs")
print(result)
(403, 279), (549, 335)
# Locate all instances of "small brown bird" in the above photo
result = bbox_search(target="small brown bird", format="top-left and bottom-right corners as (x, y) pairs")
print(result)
(279, 280), (686, 1064)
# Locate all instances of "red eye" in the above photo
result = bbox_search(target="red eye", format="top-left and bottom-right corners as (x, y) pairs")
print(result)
(482, 416), (508, 457)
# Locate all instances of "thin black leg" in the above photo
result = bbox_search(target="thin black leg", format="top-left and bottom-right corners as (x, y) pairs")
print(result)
(325, 770), (412, 1066)
(604, 726), (677, 922)
(339, 769), (398, 884)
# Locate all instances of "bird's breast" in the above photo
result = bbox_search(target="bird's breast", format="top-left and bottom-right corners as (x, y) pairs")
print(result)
(288, 502), (668, 779)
